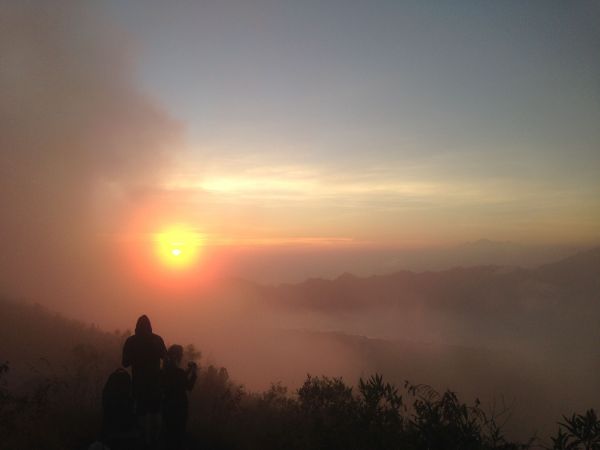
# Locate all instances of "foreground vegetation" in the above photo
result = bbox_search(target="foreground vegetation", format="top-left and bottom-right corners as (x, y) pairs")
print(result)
(0, 300), (598, 450)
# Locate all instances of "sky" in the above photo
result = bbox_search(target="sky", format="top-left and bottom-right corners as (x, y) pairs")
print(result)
(104, 0), (600, 246)
(1, 0), (599, 312)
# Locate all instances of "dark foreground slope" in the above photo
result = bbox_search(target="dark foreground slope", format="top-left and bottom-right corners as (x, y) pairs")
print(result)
(0, 299), (598, 450)
(0, 300), (123, 448)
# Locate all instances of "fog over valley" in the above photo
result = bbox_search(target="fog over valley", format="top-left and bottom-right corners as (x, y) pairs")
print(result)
(4, 246), (599, 439)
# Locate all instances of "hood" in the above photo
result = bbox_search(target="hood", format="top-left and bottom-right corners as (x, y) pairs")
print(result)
(135, 315), (152, 335)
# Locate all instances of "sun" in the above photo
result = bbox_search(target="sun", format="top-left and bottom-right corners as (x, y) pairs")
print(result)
(154, 225), (203, 270)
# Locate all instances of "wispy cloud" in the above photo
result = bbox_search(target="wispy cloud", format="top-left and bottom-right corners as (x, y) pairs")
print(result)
(162, 162), (537, 207)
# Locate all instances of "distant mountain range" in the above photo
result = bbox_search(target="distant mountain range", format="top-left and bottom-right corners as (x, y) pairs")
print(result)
(236, 247), (600, 351)
(224, 238), (587, 283)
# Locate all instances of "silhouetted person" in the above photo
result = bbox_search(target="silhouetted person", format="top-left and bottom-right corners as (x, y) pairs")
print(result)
(122, 315), (167, 449)
(101, 368), (137, 450)
(162, 344), (197, 450)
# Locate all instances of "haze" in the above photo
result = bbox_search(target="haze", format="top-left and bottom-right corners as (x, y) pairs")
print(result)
(1, 0), (599, 440)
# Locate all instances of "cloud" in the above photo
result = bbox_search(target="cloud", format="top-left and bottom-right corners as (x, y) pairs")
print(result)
(0, 1), (181, 306)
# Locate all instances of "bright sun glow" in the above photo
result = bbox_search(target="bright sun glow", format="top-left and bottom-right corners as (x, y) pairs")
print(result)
(154, 225), (202, 270)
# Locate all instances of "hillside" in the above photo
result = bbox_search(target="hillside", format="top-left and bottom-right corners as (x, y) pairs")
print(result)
(0, 300), (124, 383)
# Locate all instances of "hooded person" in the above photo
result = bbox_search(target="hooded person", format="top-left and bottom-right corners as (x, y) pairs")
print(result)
(122, 315), (167, 448)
